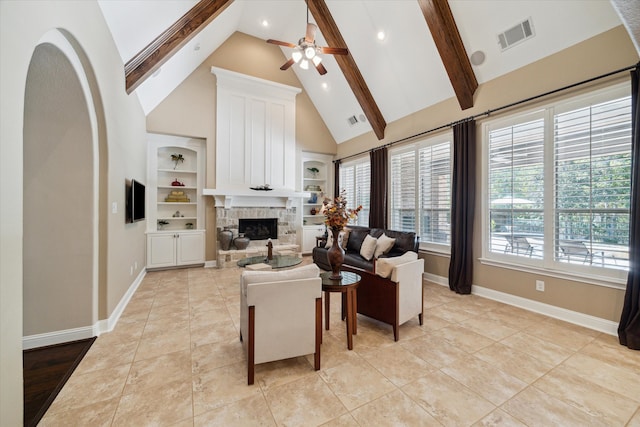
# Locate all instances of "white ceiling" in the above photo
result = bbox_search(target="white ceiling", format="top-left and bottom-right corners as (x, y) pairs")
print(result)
(98, 0), (625, 144)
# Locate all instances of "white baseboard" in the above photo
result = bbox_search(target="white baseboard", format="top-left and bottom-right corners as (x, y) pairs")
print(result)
(423, 273), (618, 336)
(204, 260), (217, 268)
(23, 268), (147, 349)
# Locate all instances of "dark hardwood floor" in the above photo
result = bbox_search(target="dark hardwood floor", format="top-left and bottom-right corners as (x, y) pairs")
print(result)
(23, 337), (96, 427)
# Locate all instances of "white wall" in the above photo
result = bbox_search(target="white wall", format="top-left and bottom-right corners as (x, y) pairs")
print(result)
(0, 1), (147, 424)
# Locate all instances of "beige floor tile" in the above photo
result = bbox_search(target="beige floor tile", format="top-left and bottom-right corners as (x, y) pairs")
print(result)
(560, 353), (640, 402)
(524, 318), (598, 350)
(441, 355), (528, 406)
(46, 364), (130, 414)
(500, 331), (573, 366)
(628, 408), (640, 426)
(319, 413), (360, 427)
(472, 408), (527, 426)
(190, 317), (238, 347)
(351, 389), (439, 426)
(402, 370), (495, 426)
(430, 324), (495, 353)
(124, 349), (191, 395)
(134, 326), (192, 361)
(192, 361), (263, 416)
(74, 337), (138, 375)
(502, 386), (609, 426)
(112, 378), (193, 426)
(39, 396), (119, 427)
(534, 364), (638, 425)
(421, 312), (454, 332)
(191, 338), (245, 374)
(319, 357), (396, 410)
(264, 374), (347, 426)
(427, 304), (477, 323)
(474, 342), (554, 383)
(256, 357), (318, 391)
(193, 394), (277, 427)
(580, 333), (640, 373)
(360, 343), (435, 386)
(459, 316), (519, 341)
(401, 333), (469, 369)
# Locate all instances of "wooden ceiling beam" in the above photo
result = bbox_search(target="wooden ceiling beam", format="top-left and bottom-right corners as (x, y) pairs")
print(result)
(418, 0), (477, 110)
(307, 0), (387, 140)
(125, 0), (234, 94)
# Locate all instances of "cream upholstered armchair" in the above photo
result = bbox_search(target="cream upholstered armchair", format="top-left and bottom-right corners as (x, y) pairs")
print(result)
(239, 264), (322, 385)
(351, 252), (424, 341)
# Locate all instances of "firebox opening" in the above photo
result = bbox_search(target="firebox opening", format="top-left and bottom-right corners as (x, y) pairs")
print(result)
(239, 218), (278, 240)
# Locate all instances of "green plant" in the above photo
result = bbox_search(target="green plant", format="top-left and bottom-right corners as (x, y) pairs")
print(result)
(171, 153), (185, 170)
(307, 167), (320, 176)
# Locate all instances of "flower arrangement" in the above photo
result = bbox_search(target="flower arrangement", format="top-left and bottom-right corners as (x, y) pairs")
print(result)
(322, 190), (362, 231)
(171, 153), (184, 170)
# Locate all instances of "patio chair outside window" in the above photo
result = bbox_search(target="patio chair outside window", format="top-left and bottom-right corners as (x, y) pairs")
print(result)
(559, 240), (604, 266)
(504, 235), (534, 256)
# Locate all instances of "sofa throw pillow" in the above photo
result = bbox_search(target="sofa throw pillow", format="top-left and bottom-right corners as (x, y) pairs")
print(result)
(325, 230), (349, 249)
(375, 251), (418, 278)
(360, 234), (378, 261)
(374, 233), (396, 259)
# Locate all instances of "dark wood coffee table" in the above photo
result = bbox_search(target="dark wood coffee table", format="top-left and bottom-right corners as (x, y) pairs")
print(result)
(320, 271), (361, 350)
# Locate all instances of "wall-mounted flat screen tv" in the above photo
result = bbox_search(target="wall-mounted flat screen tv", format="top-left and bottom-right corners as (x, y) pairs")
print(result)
(125, 179), (146, 223)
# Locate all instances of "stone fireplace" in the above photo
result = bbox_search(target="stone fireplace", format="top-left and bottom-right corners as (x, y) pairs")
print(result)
(215, 206), (298, 247)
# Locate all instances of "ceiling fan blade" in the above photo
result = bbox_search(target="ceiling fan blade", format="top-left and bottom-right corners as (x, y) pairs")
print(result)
(305, 23), (317, 44)
(280, 58), (295, 71)
(320, 46), (348, 55)
(267, 39), (297, 48)
(315, 62), (327, 75)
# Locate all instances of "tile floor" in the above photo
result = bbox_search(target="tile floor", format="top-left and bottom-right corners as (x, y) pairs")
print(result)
(41, 257), (640, 426)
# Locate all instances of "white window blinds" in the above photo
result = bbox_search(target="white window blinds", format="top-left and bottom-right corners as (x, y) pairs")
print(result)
(339, 157), (370, 226)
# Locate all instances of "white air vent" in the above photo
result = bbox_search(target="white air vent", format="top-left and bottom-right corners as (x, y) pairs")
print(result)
(498, 18), (535, 51)
(347, 115), (358, 126)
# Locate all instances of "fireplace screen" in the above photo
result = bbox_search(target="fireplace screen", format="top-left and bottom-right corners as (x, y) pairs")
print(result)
(239, 218), (278, 240)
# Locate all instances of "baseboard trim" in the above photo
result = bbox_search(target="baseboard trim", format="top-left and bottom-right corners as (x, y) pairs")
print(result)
(23, 268), (147, 349)
(204, 260), (217, 268)
(423, 273), (618, 336)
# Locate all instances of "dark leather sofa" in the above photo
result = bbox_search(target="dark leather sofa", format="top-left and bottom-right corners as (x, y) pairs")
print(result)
(312, 225), (419, 272)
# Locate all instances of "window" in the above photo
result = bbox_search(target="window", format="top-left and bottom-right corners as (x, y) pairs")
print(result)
(390, 135), (452, 248)
(339, 157), (370, 226)
(484, 84), (631, 280)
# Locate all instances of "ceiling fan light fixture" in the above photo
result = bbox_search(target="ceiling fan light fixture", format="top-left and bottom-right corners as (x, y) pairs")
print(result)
(300, 59), (309, 70)
(292, 50), (303, 63)
(312, 56), (322, 66)
(304, 46), (316, 59)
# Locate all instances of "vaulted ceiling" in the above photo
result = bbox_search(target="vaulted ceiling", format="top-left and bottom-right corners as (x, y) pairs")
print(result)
(98, 0), (632, 144)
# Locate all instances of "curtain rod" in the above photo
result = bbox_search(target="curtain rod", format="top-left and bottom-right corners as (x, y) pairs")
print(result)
(335, 62), (639, 163)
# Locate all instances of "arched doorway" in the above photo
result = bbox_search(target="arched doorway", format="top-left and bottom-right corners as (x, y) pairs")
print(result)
(23, 30), (100, 346)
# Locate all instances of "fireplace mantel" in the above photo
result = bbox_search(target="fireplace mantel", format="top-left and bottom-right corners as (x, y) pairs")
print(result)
(203, 188), (310, 209)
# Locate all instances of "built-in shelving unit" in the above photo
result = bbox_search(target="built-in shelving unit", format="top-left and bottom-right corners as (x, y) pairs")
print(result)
(147, 133), (205, 269)
(301, 152), (333, 253)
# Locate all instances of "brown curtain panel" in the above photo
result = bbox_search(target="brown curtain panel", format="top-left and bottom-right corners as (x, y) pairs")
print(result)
(333, 159), (341, 198)
(448, 119), (476, 294)
(619, 64), (640, 350)
(369, 147), (388, 228)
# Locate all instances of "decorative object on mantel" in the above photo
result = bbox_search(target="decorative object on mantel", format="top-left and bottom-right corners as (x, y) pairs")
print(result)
(165, 190), (190, 202)
(158, 220), (169, 230)
(234, 233), (250, 250)
(249, 184), (272, 191)
(322, 190), (362, 279)
(219, 227), (233, 251)
(171, 153), (184, 170)
(171, 179), (185, 187)
(307, 167), (319, 178)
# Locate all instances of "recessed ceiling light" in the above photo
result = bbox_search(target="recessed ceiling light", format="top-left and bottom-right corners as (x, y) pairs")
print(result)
(261, 19), (269, 27)
(377, 31), (386, 41)
(470, 50), (486, 66)
(321, 82), (328, 90)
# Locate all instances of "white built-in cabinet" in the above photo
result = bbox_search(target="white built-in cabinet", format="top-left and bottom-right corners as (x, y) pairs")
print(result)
(146, 133), (205, 269)
(301, 152), (333, 253)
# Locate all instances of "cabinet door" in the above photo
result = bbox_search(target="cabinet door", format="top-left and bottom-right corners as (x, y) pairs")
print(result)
(302, 226), (325, 254)
(176, 231), (205, 266)
(147, 233), (177, 268)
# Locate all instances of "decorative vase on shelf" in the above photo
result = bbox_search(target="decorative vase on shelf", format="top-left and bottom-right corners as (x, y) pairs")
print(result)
(219, 227), (233, 251)
(327, 228), (344, 280)
(233, 233), (250, 250)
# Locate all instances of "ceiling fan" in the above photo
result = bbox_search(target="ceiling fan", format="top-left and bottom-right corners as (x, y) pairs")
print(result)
(266, 8), (348, 75)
